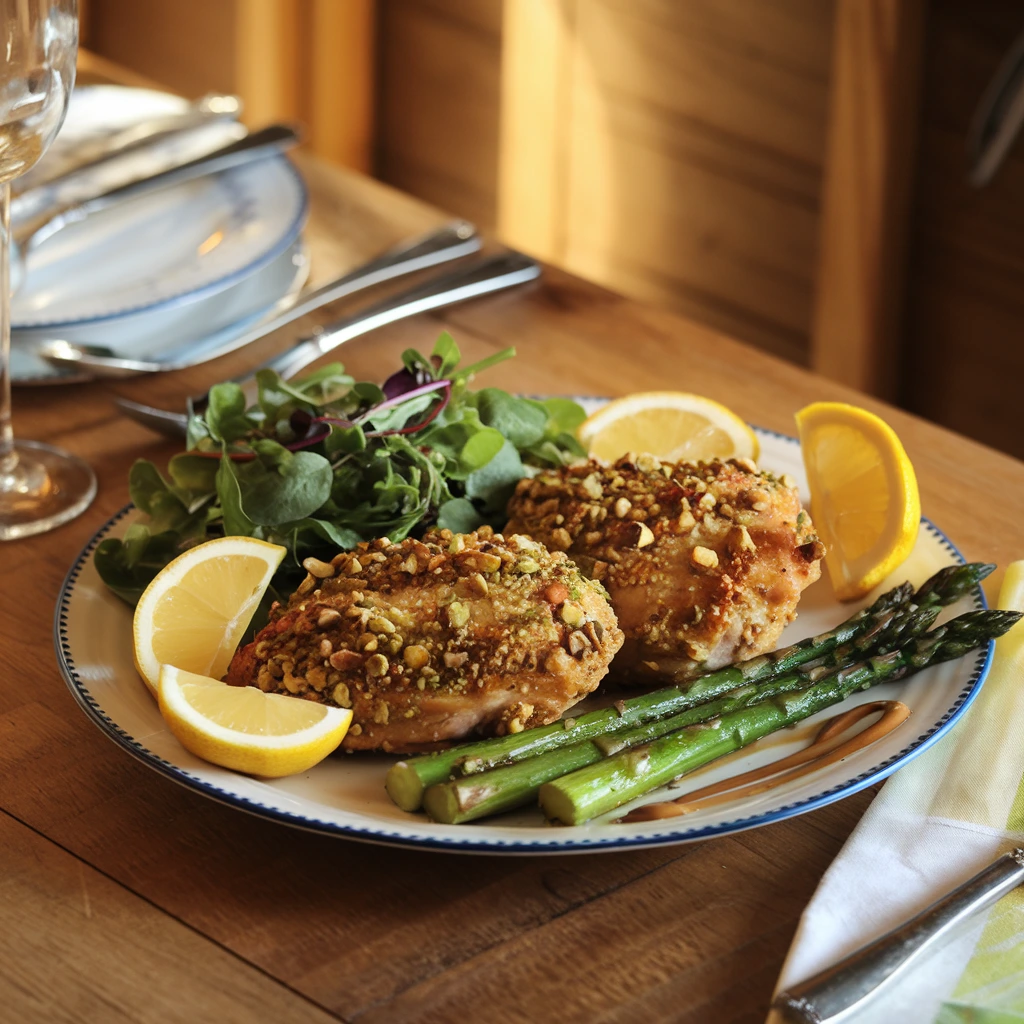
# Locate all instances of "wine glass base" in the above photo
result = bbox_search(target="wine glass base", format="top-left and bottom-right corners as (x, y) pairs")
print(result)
(0, 439), (97, 540)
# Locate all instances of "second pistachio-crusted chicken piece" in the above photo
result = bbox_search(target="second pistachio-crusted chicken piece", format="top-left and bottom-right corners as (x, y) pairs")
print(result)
(226, 528), (623, 753)
(505, 454), (825, 683)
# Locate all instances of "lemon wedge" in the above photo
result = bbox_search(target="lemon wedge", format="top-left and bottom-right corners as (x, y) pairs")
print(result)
(158, 665), (352, 777)
(578, 391), (759, 464)
(796, 401), (920, 601)
(133, 536), (286, 696)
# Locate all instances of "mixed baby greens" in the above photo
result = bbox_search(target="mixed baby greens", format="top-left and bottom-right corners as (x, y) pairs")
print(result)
(95, 333), (587, 604)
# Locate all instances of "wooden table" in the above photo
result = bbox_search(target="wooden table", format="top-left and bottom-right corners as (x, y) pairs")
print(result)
(7, 126), (1024, 1024)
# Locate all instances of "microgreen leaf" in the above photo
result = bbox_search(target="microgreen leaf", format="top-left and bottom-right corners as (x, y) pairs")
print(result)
(127, 460), (208, 535)
(206, 383), (251, 443)
(167, 453), (219, 498)
(257, 365), (352, 410)
(538, 397), (587, 435)
(128, 460), (170, 516)
(459, 427), (506, 474)
(351, 381), (386, 406)
(456, 346), (516, 381)
(324, 422), (367, 455)
(472, 389), (547, 448)
(216, 453), (255, 536)
(285, 517), (365, 552)
(232, 446), (334, 525)
(432, 331), (461, 378)
(364, 393), (438, 433)
(464, 439), (527, 514)
(93, 528), (191, 605)
(437, 497), (482, 534)
(185, 402), (212, 449)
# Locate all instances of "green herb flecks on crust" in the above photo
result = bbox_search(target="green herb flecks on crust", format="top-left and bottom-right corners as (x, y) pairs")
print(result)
(95, 334), (587, 605)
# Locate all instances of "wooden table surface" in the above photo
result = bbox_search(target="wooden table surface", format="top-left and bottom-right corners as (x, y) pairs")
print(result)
(7, 103), (1024, 1024)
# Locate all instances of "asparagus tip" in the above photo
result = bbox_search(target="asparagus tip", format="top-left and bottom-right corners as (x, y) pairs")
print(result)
(915, 562), (995, 607)
(987, 609), (1024, 636)
(946, 608), (1022, 638)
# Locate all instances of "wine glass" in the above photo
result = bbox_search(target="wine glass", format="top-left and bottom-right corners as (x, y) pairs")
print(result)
(0, 0), (94, 540)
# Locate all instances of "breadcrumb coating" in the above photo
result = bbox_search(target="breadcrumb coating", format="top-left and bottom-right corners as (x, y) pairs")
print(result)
(226, 527), (623, 752)
(505, 453), (824, 683)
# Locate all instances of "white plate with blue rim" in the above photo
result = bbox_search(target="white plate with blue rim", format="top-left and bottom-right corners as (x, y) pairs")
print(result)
(11, 85), (308, 383)
(12, 238), (310, 384)
(53, 414), (991, 853)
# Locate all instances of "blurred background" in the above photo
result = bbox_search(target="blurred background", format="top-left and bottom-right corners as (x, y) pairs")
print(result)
(77, 0), (1024, 460)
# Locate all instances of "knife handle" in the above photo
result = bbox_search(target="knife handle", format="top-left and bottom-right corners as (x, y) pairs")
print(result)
(11, 95), (244, 220)
(773, 848), (1024, 1024)
(16, 124), (301, 254)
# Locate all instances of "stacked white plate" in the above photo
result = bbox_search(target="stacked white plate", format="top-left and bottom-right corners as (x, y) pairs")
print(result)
(12, 85), (309, 384)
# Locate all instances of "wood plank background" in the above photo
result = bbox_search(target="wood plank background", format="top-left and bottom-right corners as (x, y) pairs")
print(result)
(377, 0), (502, 231)
(496, 0), (834, 366)
(79, 0), (1024, 461)
(810, 0), (927, 401)
(903, 0), (1024, 459)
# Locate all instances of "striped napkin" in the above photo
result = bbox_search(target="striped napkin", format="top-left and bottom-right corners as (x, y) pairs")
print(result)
(768, 562), (1024, 1023)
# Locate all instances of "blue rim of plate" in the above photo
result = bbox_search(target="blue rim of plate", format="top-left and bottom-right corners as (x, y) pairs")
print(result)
(14, 155), (308, 330)
(12, 238), (310, 387)
(53, 427), (993, 854)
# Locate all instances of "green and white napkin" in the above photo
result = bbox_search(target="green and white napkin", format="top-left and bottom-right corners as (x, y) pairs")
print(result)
(769, 562), (1024, 1023)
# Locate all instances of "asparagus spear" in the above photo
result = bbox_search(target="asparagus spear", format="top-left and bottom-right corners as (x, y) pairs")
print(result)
(385, 563), (990, 812)
(388, 594), (901, 813)
(422, 604), (941, 824)
(539, 609), (1021, 826)
(424, 672), (834, 824)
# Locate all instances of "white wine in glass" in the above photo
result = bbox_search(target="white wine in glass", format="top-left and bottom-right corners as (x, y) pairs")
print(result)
(0, 0), (95, 540)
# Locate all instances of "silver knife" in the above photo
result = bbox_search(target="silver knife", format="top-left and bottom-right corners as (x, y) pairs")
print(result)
(773, 848), (1024, 1023)
(40, 219), (481, 377)
(11, 123), (300, 287)
(116, 250), (541, 438)
(12, 92), (243, 203)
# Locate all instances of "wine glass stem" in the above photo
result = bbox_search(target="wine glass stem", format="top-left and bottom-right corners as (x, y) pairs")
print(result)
(0, 181), (13, 478)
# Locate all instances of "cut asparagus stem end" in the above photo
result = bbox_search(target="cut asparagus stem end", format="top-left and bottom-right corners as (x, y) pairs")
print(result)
(423, 783), (464, 824)
(424, 775), (537, 824)
(384, 762), (426, 813)
(538, 783), (579, 827)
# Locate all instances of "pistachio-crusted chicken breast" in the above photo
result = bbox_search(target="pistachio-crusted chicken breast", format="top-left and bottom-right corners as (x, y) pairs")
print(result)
(226, 527), (623, 752)
(505, 454), (824, 683)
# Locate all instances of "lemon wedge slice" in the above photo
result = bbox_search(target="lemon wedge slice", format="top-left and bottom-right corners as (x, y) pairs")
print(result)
(796, 401), (920, 601)
(578, 391), (759, 464)
(158, 665), (352, 777)
(133, 536), (286, 695)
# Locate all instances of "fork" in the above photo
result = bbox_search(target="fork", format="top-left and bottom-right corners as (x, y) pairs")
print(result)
(116, 250), (542, 437)
(41, 220), (481, 377)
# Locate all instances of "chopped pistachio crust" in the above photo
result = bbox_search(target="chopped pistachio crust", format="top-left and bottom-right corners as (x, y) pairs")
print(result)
(226, 527), (623, 752)
(505, 454), (825, 682)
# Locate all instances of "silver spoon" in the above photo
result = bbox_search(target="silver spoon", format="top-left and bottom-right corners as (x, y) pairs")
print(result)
(9, 122), (300, 293)
(115, 250), (541, 438)
(39, 220), (481, 377)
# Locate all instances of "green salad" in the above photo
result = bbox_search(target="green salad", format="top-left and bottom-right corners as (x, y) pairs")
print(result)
(95, 333), (587, 605)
